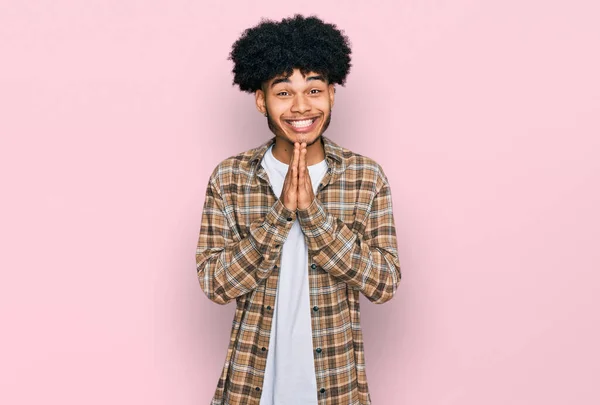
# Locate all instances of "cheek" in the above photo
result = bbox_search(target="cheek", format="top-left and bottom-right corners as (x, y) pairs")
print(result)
(267, 101), (288, 116)
(316, 95), (332, 108)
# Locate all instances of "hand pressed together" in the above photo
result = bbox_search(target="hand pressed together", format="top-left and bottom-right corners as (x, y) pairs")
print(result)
(280, 142), (316, 212)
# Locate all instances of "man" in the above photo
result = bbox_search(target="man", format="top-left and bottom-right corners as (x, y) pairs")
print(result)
(196, 14), (401, 405)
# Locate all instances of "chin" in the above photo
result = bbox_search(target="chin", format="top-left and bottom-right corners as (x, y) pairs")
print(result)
(289, 130), (323, 144)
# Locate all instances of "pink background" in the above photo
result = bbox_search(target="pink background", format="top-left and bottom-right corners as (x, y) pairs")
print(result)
(1, 1), (599, 404)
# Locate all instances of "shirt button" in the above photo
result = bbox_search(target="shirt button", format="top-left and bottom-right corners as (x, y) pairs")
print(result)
(262, 347), (266, 351)
(316, 347), (322, 353)
(310, 264), (317, 269)
(266, 306), (272, 310)
(313, 306), (319, 312)
(275, 244), (280, 248)
(256, 387), (261, 391)
(273, 265), (278, 269)
(286, 217), (293, 221)
(320, 388), (326, 394)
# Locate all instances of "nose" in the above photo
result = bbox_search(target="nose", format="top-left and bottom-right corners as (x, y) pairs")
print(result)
(291, 93), (311, 114)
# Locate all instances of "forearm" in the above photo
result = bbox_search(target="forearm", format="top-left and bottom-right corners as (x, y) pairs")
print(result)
(297, 194), (401, 304)
(196, 183), (295, 304)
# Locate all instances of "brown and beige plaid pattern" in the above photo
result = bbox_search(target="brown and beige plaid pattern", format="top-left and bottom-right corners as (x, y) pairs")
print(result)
(196, 135), (401, 405)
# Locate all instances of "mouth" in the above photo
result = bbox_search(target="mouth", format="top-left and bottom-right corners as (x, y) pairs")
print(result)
(284, 116), (320, 133)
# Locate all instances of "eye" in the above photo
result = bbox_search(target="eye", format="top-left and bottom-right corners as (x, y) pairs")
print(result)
(277, 91), (289, 96)
(310, 89), (322, 94)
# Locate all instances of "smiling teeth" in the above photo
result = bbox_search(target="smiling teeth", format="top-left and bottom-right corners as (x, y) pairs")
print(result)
(289, 119), (314, 128)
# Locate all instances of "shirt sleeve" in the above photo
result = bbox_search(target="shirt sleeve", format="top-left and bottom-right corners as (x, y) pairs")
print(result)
(196, 173), (296, 305)
(296, 171), (401, 304)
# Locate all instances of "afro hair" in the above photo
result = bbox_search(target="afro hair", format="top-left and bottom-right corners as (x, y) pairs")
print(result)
(228, 14), (352, 93)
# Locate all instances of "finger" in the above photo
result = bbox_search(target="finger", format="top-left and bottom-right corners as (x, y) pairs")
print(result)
(286, 142), (298, 179)
(299, 148), (307, 186)
(291, 144), (299, 188)
(304, 158), (311, 180)
(295, 142), (301, 169)
(292, 142), (299, 171)
(284, 151), (292, 183)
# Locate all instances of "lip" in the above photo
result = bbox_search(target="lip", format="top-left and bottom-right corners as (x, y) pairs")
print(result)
(284, 116), (320, 133)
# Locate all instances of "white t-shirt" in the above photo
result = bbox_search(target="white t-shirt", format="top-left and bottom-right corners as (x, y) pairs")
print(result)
(259, 143), (329, 405)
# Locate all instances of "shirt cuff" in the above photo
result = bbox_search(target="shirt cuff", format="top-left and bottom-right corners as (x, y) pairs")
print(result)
(248, 199), (297, 257)
(296, 197), (333, 237)
(265, 198), (297, 230)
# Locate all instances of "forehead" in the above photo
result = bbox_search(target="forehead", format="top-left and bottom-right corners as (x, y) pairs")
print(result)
(267, 69), (327, 88)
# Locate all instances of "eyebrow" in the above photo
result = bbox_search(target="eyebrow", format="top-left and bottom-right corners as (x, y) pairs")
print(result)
(270, 75), (326, 88)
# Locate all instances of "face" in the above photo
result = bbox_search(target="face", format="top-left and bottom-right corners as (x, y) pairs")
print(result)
(255, 68), (335, 147)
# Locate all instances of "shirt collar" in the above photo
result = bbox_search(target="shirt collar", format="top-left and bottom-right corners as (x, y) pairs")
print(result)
(249, 135), (345, 171)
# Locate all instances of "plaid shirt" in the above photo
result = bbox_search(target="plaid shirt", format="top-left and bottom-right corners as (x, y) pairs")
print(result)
(196, 135), (401, 405)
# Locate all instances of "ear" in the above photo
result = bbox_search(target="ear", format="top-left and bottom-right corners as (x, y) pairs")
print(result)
(255, 89), (267, 115)
(328, 84), (335, 108)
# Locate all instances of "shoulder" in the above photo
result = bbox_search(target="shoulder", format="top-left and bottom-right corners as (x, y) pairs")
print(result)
(337, 143), (391, 190)
(207, 144), (263, 190)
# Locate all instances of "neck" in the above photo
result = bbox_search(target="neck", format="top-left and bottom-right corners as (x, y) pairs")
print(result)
(272, 136), (325, 166)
